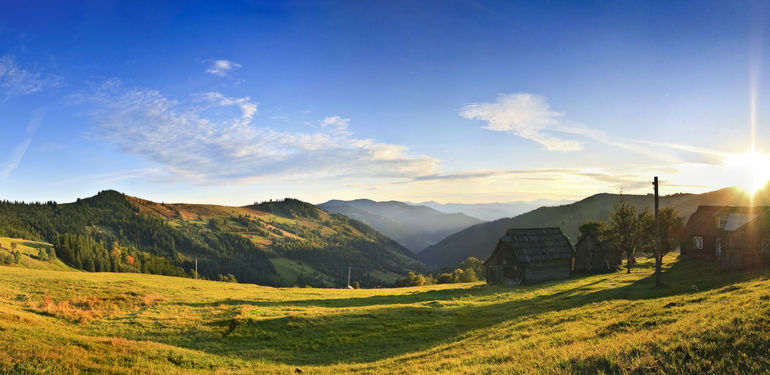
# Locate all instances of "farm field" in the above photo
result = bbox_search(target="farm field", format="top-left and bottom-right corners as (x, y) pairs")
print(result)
(0, 254), (768, 374)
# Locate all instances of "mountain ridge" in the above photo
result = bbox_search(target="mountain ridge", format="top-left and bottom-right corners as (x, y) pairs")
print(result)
(409, 199), (573, 221)
(0, 190), (426, 287)
(318, 199), (482, 253)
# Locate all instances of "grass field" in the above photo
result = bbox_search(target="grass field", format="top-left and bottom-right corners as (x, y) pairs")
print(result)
(0, 253), (768, 374)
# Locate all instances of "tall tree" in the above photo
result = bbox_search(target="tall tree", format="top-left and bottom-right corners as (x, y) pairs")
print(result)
(657, 207), (686, 257)
(602, 198), (652, 274)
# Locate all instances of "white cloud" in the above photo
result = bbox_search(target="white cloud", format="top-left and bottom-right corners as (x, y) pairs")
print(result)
(205, 59), (241, 77)
(86, 81), (437, 183)
(321, 115), (350, 129)
(461, 93), (583, 152)
(0, 55), (58, 98)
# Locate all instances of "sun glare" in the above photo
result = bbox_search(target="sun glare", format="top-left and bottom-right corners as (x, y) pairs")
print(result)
(725, 152), (770, 194)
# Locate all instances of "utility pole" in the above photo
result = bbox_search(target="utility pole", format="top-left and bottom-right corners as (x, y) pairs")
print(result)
(347, 265), (351, 288)
(653, 176), (662, 287)
(195, 258), (198, 280)
(28, 252), (30, 268)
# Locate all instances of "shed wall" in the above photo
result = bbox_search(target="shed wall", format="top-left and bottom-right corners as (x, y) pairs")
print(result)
(523, 259), (571, 283)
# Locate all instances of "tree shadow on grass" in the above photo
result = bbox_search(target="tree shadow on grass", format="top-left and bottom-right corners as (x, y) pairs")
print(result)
(20, 241), (48, 250)
(136, 257), (770, 366)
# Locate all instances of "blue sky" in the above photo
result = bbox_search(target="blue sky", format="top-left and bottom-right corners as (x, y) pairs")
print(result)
(1, 0), (769, 204)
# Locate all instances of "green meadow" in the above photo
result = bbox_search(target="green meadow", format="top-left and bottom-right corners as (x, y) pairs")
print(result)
(0, 251), (768, 374)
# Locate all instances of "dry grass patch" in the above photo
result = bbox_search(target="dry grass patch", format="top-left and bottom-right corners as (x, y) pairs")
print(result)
(32, 291), (165, 323)
(141, 293), (164, 306)
(34, 295), (103, 323)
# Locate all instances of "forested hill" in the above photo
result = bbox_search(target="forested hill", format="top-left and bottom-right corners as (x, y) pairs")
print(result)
(418, 186), (767, 268)
(0, 190), (425, 287)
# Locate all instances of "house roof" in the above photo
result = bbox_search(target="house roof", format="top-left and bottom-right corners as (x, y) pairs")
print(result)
(724, 212), (763, 231)
(493, 227), (574, 263)
(686, 205), (770, 234)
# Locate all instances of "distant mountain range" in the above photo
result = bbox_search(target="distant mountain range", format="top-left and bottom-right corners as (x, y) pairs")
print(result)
(317, 199), (482, 253)
(409, 199), (573, 221)
(418, 187), (767, 268)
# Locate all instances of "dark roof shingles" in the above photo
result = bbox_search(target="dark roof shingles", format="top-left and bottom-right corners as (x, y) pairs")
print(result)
(499, 227), (574, 262)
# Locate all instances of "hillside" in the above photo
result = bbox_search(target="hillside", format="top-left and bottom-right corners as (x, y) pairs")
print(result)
(412, 199), (573, 221)
(0, 191), (424, 287)
(419, 186), (767, 268)
(0, 237), (76, 272)
(0, 255), (768, 373)
(318, 199), (482, 252)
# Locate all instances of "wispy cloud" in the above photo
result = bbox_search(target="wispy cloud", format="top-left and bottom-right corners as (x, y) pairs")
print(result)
(406, 166), (648, 188)
(205, 59), (241, 77)
(193, 91), (258, 122)
(0, 55), (59, 99)
(460, 92), (700, 164)
(0, 110), (43, 178)
(85, 81), (438, 184)
(461, 93), (583, 152)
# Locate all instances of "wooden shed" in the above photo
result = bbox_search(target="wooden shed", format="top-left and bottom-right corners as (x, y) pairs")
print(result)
(485, 227), (574, 284)
(573, 231), (621, 272)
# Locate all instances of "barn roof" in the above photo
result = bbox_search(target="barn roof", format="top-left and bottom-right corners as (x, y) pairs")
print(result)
(496, 227), (574, 263)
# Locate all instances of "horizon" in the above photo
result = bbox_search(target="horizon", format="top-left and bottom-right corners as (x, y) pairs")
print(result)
(2, 1), (770, 204)
(2, 184), (753, 208)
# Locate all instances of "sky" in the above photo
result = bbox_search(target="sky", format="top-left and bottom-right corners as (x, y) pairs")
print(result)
(1, 0), (770, 205)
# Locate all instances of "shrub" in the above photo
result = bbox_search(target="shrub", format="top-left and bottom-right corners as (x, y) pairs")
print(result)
(0, 252), (13, 265)
(218, 273), (238, 283)
(435, 272), (453, 284)
(395, 272), (433, 287)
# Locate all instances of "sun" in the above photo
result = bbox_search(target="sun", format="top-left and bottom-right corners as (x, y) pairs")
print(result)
(725, 152), (770, 194)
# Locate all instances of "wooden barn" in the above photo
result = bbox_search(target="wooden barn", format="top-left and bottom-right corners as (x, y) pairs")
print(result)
(485, 227), (574, 284)
(573, 231), (621, 272)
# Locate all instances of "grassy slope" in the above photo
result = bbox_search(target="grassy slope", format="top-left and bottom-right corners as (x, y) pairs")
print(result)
(0, 255), (768, 374)
(0, 237), (75, 272)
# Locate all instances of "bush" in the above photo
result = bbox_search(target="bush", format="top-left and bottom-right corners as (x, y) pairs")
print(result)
(395, 272), (434, 287)
(13, 251), (21, 264)
(458, 268), (478, 283)
(0, 252), (13, 265)
(435, 272), (453, 284)
(217, 273), (238, 283)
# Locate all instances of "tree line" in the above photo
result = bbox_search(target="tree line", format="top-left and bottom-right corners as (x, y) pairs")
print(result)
(394, 257), (485, 287)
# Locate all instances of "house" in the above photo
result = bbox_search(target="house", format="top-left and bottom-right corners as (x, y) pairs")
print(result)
(573, 231), (621, 272)
(722, 210), (770, 270)
(685, 205), (770, 270)
(485, 227), (574, 284)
